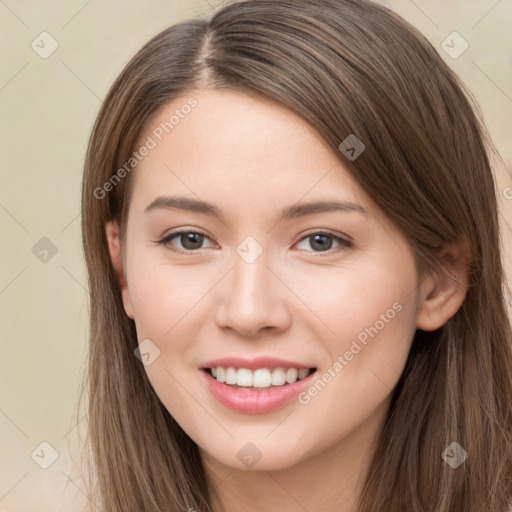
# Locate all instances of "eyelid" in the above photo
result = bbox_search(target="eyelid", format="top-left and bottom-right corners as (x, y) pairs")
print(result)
(299, 228), (354, 244)
(156, 228), (215, 254)
(294, 229), (353, 255)
(156, 228), (354, 254)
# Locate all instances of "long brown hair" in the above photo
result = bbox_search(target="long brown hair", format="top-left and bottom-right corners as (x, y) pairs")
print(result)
(79, 0), (512, 510)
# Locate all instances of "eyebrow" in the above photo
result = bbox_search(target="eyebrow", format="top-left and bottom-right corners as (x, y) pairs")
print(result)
(144, 195), (369, 221)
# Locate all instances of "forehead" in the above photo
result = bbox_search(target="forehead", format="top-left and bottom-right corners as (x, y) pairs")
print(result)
(129, 89), (372, 216)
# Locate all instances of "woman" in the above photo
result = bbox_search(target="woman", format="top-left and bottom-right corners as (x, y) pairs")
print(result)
(80, 0), (512, 510)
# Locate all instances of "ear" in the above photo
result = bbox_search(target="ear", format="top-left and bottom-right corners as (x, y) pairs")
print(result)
(415, 241), (470, 331)
(105, 220), (134, 320)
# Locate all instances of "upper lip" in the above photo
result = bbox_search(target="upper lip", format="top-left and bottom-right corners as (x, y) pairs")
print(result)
(199, 356), (315, 370)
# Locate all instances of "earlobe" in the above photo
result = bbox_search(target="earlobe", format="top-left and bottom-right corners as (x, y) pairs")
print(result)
(415, 242), (470, 331)
(105, 220), (134, 320)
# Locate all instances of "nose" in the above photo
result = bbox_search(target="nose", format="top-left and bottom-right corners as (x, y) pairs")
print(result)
(214, 250), (292, 337)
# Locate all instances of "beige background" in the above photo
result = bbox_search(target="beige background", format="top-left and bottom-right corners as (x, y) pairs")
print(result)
(0, 1), (511, 510)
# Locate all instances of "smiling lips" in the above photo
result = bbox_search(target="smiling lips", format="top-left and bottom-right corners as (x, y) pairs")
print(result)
(200, 355), (314, 371)
(199, 356), (318, 413)
(209, 366), (312, 387)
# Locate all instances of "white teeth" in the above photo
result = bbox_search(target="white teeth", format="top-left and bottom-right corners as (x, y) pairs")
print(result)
(209, 366), (313, 387)
(271, 368), (286, 386)
(236, 368), (253, 387)
(253, 368), (272, 388)
(216, 367), (226, 383)
(285, 368), (298, 384)
(298, 368), (309, 380)
(225, 367), (237, 385)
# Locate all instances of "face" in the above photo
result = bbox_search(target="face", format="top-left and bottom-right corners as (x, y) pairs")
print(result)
(109, 89), (425, 471)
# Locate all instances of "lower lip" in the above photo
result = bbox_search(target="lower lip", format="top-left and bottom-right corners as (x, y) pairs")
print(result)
(200, 368), (317, 414)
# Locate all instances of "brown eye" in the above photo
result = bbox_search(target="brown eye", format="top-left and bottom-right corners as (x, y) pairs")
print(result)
(295, 232), (353, 253)
(159, 230), (213, 253)
(177, 232), (205, 250)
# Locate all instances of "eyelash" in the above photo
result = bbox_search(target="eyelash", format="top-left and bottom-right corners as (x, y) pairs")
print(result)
(156, 229), (353, 256)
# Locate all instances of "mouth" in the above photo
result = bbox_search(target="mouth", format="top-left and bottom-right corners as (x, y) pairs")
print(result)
(199, 364), (318, 414)
(202, 366), (317, 389)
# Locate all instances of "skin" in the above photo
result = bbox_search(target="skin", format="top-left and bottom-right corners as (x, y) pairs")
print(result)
(106, 89), (468, 512)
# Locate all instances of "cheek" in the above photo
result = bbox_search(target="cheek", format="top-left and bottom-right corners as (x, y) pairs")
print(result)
(301, 250), (419, 381)
(288, 265), (418, 450)
(127, 254), (213, 341)
(302, 254), (416, 334)
(125, 259), (210, 423)
(329, 265), (417, 390)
